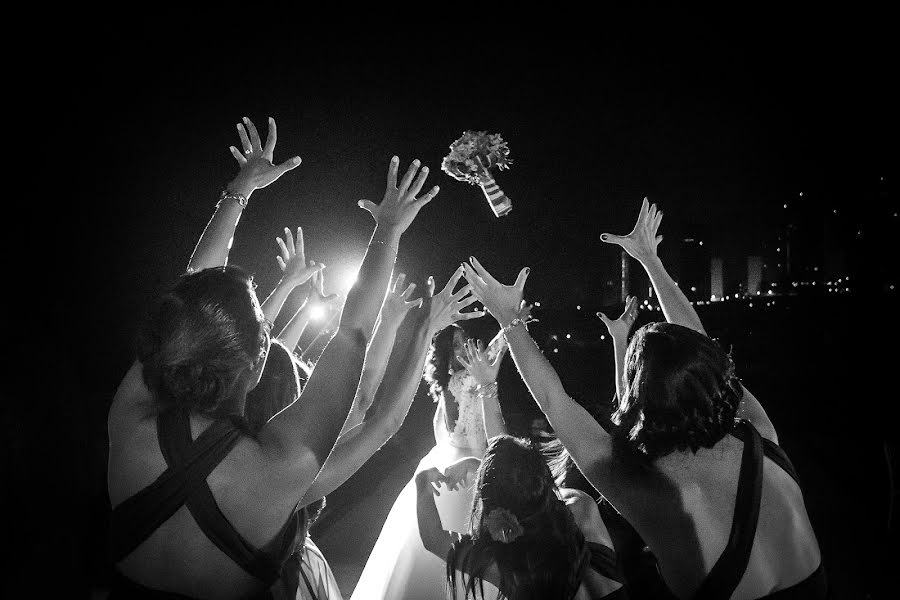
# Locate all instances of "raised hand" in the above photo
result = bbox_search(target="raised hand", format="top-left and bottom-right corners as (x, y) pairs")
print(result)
(358, 156), (440, 234)
(418, 467), (449, 496)
(443, 457), (481, 491)
(597, 295), (639, 346)
(600, 197), (664, 264)
(227, 117), (302, 198)
(380, 273), (423, 330)
(463, 257), (530, 327)
(427, 265), (485, 333)
(275, 227), (323, 288)
(307, 267), (341, 309)
(457, 339), (508, 386)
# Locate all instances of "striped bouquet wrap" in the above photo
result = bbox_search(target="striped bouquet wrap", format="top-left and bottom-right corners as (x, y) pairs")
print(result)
(441, 130), (513, 218)
(478, 171), (512, 217)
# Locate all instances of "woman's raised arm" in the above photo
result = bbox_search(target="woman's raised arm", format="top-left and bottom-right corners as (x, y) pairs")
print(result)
(187, 117), (301, 273)
(257, 157), (439, 498)
(601, 198), (777, 441)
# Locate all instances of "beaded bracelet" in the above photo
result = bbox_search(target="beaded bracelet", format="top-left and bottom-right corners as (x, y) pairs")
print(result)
(217, 190), (248, 209)
(500, 316), (538, 339)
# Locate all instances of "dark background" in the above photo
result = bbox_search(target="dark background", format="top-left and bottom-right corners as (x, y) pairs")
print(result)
(11, 14), (896, 598)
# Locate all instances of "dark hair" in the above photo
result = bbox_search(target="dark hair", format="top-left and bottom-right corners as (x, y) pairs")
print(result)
(136, 266), (268, 418)
(423, 324), (466, 399)
(447, 435), (590, 599)
(244, 338), (312, 432)
(612, 322), (743, 461)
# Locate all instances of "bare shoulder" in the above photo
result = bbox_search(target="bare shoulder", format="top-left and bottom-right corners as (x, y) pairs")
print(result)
(108, 360), (153, 440)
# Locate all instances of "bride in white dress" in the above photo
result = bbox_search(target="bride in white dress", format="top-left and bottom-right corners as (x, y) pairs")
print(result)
(351, 324), (506, 600)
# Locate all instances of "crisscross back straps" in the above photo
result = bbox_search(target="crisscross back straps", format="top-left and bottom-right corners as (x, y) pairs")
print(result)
(694, 419), (764, 600)
(157, 411), (298, 587)
(729, 425), (801, 486)
(108, 414), (242, 563)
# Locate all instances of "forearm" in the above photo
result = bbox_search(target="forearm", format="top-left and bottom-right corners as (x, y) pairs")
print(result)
(504, 325), (614, 474)
(302, 318), (431, 503)
(479, 384), (506, 440)
(186, 194), (246, 272)
(416, 472), (455, 558)
(338, 225), (401, 336)
(612, 337), (628, 404)
(343, 316), (402, 432)
(641, 255), (705, 335)
(277, 302), (312, 352)
(260, 278), (296, 325)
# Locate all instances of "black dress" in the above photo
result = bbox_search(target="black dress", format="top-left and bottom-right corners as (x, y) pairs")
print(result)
(108, 410), (304, 599)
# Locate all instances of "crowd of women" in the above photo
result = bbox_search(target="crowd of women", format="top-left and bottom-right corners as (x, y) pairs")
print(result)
(107, 117), (826, 599)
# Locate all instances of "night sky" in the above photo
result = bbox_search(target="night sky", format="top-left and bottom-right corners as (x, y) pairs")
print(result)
(18, 16), (895, 594)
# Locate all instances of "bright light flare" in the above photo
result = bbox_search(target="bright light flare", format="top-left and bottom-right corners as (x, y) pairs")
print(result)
(309, 304), (326, 321)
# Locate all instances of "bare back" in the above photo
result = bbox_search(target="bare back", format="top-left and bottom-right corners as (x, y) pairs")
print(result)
(618, 432), (821, 599)
(108, 361), (306, 598)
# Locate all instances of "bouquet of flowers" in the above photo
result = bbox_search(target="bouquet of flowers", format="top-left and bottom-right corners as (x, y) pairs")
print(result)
(441, 130), (513, 217)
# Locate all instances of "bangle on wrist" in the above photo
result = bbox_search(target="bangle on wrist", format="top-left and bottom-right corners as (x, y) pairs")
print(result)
(217, 190), (248, 209)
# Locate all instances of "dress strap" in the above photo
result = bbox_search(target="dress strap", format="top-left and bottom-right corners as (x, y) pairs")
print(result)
(108, 412), (242, 563)
(694, 419), (764, 600)
(157, 410), (296, 587)
(586, 541), (625, 583)
(729, 425), (801, 486)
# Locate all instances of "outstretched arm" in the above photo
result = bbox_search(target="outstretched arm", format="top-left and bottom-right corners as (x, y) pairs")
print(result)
(258, 156), (439, 498)
(597, 296), (639, 403)
(601, 198), (776, 440)
(339, 273), (417, 434)
(277, 268), (338, 352)
(261, 226), (323, 324)
(458, 338), (508, 440)
(187, 117), (301, 272)
(463, 258), (621, 500)
(301, 268), (483, 505)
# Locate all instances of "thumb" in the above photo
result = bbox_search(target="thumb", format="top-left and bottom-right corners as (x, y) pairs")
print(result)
(596, 311), (612, 325)
(600, 233), (626, 245)
(358, 199), (378, 214)
(514, 267), (530, 291)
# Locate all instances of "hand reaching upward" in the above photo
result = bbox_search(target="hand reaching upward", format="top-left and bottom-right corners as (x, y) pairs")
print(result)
(358, 156), (440, 235)
(275, 227), (323, 288)
(597, 295), (639, 347)
(463, 257), (530, 327)
(600, 197), (664, 264)
(380, 273), (423, 331)
(228, 117), (302, 198)
(457, 339), (507, 387)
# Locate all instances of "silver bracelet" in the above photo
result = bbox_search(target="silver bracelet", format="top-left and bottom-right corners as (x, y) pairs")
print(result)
(217, 190), (248, 209)
(476, 381), (499, 399)
(500, 316), (538, 339)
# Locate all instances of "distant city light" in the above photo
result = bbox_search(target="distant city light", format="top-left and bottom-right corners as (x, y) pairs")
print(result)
(699, 241), (704, 246)
(553, 348), (559, 353)
(535, 301), (541, 307)
(749, 302), (753, 307)
(690, 286), (697, 292)
(834, 210), (838, 215)
(576, 305), (581, 310)
(777, 247), (781, 252)
(890, 285), (895, 291)
(566, 334), (571, 339)
(600, 335), (606, 340)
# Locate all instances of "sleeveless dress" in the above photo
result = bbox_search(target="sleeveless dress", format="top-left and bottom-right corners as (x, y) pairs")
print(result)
(662, 420), (827, 600)
(108, 410), (304, 599)
(350, 369), (498, 600)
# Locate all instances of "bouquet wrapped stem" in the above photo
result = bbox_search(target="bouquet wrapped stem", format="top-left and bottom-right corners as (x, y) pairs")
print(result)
(477, 157), (512, 217)
(441, 130), (513, 218)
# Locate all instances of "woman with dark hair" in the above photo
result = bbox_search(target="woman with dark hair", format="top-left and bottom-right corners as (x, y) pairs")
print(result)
(107, 115), (440, 599)
(416, 434), (626, 599)
(351, 289), (503, 600)
(462, 198), (825, 599)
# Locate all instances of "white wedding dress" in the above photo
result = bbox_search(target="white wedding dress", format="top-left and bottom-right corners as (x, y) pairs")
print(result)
(350, 369), (500, 600)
